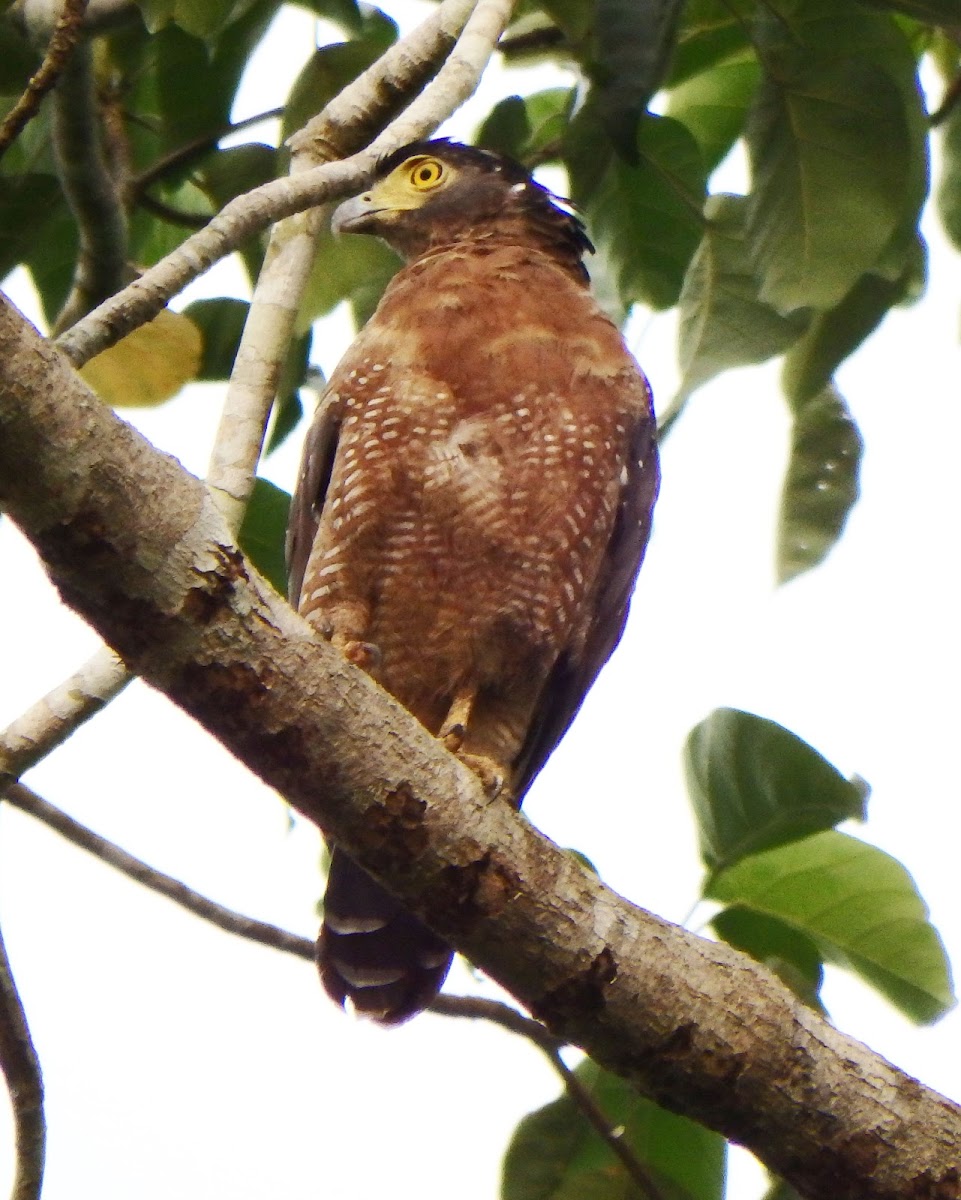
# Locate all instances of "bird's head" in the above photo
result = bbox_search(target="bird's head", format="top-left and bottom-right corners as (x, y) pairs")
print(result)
(331, 139), (592, 269)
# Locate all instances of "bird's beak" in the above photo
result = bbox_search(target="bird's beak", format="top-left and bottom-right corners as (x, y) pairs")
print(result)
(331, 194), (383, 234)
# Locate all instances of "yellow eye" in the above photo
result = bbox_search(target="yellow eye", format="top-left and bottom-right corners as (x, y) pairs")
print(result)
(408, 158), (445, 190)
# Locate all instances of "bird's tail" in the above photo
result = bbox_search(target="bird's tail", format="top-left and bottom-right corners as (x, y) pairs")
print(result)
(317, 850), (453, 1024)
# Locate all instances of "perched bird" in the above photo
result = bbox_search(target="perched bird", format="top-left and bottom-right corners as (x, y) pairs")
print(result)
(287, 139), (659, 1024)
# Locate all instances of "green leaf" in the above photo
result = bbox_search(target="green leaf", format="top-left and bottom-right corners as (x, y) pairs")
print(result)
(266, 389), (304, 456)
(0, 14), (39, 91)
(199, 143), (277, 207)
(0, 174), (64, 283)
(0, 172), (80, 325)
(782, 270), (914, 408)
(196, 143), (277, 280)
(937, 102), (961, 253)
(708, 830), (957, 1024)
(502, 1059), (726, 1200)
(667, 0), (756, 88)
(300, 224), (399, 331)
(137, 0), (276, 40)
(477, 89), (575, 164)
(712, 907), (825, 1011)
(860, 0), (961, 22)
(592, 0), (686, 157)
(746, 55), (911, 312)
(744, 1), (926, 313)
(128, 179), (214, 269)
(298, 0), (364, 35)
(684, 707), (867, 873)
(182, 297), (250, 380)
(183, 297), (309, 452)
(152, 4), (276, 147)
(477, 96), (531, 160)
(238, 478), (291, 595)
(568, 111), (707, 310)
(667, 50), (760, 173)
(538, 0), (594, 45)
(777, 384), (862, 583)
(676, 194), (808, 400)
(281, 13), (397, 142)
(275, 326), (312, 440)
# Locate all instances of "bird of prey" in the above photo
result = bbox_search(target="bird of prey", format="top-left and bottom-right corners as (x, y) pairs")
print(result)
(287, 139), (659, 1024)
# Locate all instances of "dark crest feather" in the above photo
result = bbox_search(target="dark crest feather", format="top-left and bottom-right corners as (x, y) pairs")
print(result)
(375, 138), (594, 259)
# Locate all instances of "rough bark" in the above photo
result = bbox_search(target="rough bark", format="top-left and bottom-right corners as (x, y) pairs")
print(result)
(1, 294), (959, 1200)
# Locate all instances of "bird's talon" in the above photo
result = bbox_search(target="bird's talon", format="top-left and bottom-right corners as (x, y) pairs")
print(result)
(457, 752), (507, 800)
(440, 723), (466, 754)
(343, 639), (382, 671)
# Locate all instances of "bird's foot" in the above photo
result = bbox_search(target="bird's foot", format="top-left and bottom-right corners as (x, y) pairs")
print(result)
(342, 639), (382, 672)
(456, 752), (508, 800)
(440, 725), (466, 754)
(438, 688), (477, 754)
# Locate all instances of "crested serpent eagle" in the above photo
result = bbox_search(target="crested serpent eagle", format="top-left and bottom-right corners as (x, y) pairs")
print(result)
(287, 139), (659, 1024)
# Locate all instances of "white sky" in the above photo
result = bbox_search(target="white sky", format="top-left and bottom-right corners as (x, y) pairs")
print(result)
(1, 5), (960, 1197)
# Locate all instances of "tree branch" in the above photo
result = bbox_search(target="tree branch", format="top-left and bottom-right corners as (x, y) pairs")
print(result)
(0, 0), (89, 164)
(210, 0), (514, 528)
(3, 780), (316, 956)
(128, 107), (284, 196)
(1, 780), (669, 1199)
(50, 39), (128, 333)
(546, 1048), (668, 1200)
(135, 191), (209, 229)
(0, 647), (129, 787)
(52, 0), (513, 373)
(0, 914), (45, 1200)
(2, 296), (960, 1200)
(432, 995), (666, 1198)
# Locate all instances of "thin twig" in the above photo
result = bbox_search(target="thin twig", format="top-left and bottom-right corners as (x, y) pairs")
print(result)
(3, 782), (316, 960)
(429, 992), (562, 1049)
(498, 25), (566, 56)
(51, 40), (128, 333)
(136, 191), (210, 229)
(5, 778), (661, 1198)
(432, 994), (667, 1200)
(0, 647), (130, 791)
(0, 919), (45, 1200)
(546, 1049), (668, 1200)
(129, 106), (284, 195)
(6, 775), (659, 1198)
(0, 0), (90, 163)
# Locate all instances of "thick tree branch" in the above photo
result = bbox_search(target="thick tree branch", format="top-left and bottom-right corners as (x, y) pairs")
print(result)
(1, 296), (960, 1200)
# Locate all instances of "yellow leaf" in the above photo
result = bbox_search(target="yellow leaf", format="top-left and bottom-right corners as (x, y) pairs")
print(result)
(80, 310), (202, 408)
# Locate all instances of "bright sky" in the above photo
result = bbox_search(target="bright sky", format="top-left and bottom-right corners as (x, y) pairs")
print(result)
(1, 5), (960, 1198)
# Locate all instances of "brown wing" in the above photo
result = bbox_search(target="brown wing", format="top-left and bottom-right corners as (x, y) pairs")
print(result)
(512, 403), (660, 801)
(287, 386), (454, 1024)
(285, 390), (341, 607)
